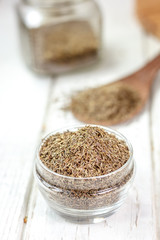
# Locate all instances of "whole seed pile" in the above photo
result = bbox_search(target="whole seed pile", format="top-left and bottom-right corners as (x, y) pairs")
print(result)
(69, 83), (141, 125)
(39, 126), (130, 178)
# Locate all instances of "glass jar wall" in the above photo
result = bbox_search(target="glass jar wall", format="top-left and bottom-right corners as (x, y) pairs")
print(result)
(17, 0), (102, 75)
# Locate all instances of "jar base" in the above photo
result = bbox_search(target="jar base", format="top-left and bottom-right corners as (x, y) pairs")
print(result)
(54, 209), (115, 224)
(47, 201), (124, 224)
(28, 52), (100, 76)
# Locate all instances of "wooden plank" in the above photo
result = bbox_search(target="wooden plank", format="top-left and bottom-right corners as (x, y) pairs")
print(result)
(0, 2), (52, 239)
(23, 0), (156, 239)
(150, 73), (160, 240)
(143, 34), (160, 239)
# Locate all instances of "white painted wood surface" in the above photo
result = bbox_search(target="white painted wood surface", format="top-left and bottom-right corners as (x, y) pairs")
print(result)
(0, 0), (160, 239)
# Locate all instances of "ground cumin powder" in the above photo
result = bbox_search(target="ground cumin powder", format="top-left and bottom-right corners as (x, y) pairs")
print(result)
(69, 83), (141, 125)
(37, 126), (134, 210)
(30, 21), (99, 71)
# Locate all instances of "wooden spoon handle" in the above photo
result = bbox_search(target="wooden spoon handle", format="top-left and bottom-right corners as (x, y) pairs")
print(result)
(121, 53), (160, 88)
(144, 53), (160, 71)
(134, 53), (160, 87)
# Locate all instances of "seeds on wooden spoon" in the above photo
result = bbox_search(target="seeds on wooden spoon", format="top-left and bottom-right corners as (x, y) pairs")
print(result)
(68, 83), (141, 125)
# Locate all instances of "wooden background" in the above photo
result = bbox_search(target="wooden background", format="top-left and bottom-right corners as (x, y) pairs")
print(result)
(0, 0), (160, 239)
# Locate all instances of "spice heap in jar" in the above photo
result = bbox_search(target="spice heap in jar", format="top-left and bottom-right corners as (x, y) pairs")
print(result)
(17, 0), (102, 74)
(35, 125), (135, 222)
(40, 126), (130, 177)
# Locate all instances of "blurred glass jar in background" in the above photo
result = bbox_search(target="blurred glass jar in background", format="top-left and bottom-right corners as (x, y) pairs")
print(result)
(17, 0), (102, 75)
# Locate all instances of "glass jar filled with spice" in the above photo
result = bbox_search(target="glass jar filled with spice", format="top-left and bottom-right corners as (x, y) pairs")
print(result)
(17, 0), (102, 75)
(34, 125), (135, 223)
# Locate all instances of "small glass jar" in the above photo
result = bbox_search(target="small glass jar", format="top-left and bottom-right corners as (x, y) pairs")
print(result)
(17, 0), (102, 75)
(34, 125), (135, 223)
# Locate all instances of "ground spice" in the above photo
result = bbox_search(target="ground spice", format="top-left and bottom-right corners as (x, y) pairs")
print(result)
(68, 83), (141, 125)
(37, 126), (134, 210)
(30, 21), (99, 71)
(39, 126), (130, 177)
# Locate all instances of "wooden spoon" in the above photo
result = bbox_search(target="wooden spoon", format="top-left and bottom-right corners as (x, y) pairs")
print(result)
(72, 54), (160, 126)
(115, 53), (160, 124)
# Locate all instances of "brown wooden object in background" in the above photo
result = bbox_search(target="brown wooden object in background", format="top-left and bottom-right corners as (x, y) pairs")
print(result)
(136, 0), (160, 38)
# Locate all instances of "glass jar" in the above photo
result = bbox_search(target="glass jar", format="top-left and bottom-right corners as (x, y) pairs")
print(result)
(17, 0), (102, 75)
(34, 125), (135, 223)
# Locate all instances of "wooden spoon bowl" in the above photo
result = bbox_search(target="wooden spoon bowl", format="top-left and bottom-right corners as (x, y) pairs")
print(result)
(72, 54), (160, 126)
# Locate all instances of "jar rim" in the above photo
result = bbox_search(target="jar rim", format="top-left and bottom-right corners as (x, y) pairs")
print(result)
(36, 124), (134, 180)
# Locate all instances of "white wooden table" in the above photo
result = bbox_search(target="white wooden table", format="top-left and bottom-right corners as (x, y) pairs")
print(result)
(0, 0), (160, 239)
